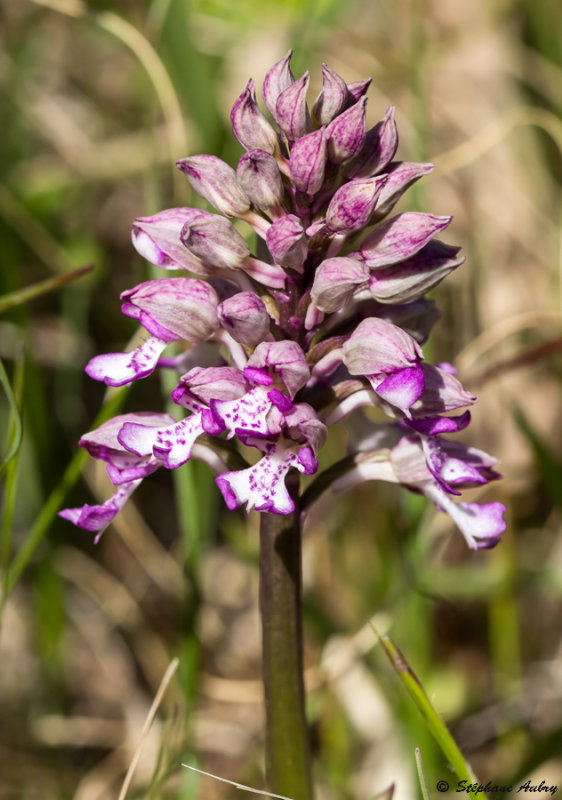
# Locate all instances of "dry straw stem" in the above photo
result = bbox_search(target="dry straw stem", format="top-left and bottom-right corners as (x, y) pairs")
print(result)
(117, 657), (180, 800)
(456, 311), (562, 378)
(182, 763), (295, 800)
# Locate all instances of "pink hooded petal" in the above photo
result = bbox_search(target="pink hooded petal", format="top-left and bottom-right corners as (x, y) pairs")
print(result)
(248, 341), (310, 398)
(343, 317), (423, 376)
(275, 72), (311, 140)
(176, 155), (250, 217)
(231, 79), (279, 153)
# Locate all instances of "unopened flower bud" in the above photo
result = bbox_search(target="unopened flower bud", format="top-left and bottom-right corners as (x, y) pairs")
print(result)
(231, 79), (279, 153)
(361, 212), (452, 268)
(326, 175), (387, 232)
(263, 50), (294, 117)
(310, 257), (369, 312)
(289, 128), (327, 195)
(266, 214), (307, 270)
(181, 215), (250, 269)
(312, 63), (348, 125)
(176, 155), (250, 217)
(346, 77), (372, 103)
(236, 150), (285, 214)
(343, 105), (398, 178)
(374, 161), (434, 218)
(121, 278), (219, 342)
(275, 72), (312, 140)
(368, 240), (464, 304)
(325, 96), (367, 164)
(219, 292), (270, 345)
(132, 208), (207, 273)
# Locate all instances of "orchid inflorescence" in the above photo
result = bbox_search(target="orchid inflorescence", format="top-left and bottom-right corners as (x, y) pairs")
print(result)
(60, 52), (506, 551)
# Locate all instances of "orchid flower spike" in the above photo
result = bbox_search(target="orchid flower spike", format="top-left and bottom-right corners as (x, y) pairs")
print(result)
(61, 52), (505, 550)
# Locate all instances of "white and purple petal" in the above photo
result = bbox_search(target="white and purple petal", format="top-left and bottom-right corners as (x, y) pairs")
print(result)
(58, 478), (142, 541)
(118, 414), (206, 469)
(216, 444), (318, 514)
(85, 336), (170, 386)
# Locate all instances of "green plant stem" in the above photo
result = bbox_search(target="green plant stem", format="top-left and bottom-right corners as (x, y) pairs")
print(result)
(259, 475), (313, 800)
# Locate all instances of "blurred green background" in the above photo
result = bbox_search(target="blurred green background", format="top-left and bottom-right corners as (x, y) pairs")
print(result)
(1, 0), (562, 798)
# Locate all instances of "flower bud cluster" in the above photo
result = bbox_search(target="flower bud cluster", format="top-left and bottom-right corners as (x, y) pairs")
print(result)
(61, 53), (506, 550)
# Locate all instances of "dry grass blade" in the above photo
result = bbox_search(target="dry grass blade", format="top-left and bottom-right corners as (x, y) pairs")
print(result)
(117, 657), (180, 800)
(181, 763), (295, 800)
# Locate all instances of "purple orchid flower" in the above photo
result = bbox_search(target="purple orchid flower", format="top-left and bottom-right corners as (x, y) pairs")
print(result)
(61, 53), (505, 550)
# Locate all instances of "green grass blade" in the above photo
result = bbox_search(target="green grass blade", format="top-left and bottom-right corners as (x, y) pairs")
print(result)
(376, 631), (479, 784)
(1, 354), (24, 599)
(0, 359), (23, 472)
(415, 748), (431, 800)
(0, 265), (92, 313)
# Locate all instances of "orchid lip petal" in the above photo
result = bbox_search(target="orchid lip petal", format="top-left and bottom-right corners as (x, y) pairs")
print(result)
(424, 483), (506, 550)
(216, 443), (318, 515)
(118, 414), (206, 469)
(59, 478), (143, 540)
(85, 337), (170, 386)
(210, 386), (283, 442)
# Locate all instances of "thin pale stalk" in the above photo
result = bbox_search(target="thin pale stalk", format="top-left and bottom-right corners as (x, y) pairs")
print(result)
(259, 475), (313, 800)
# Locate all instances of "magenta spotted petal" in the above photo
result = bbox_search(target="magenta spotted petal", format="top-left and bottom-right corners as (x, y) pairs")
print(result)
(86, 336), (170, 386)
(118, 413), (206, 469)
(216, 444), (318, 514)
(210, 385), (284, 442)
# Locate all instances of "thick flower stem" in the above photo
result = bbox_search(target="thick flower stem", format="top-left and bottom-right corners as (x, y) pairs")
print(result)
(259, 476), (314, 800)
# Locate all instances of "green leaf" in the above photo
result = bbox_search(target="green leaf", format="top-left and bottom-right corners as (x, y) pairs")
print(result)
(375, 630), (479, 784)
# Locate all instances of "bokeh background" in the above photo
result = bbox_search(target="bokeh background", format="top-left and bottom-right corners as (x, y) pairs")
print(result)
(1, 0), (562, 798)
